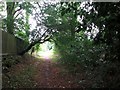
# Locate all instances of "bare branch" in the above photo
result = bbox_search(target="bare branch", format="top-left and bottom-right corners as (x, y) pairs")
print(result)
(13, 5), (22, 15)
(18, 29), (52, 55)
(36, 2), (41, 8)
(14, 11), (22, 19)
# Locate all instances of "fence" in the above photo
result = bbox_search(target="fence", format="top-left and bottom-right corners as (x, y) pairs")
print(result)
(0, 30), (29, 55)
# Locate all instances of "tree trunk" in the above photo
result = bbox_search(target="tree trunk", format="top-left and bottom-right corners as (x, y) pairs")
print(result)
(6, 2), (15, 34)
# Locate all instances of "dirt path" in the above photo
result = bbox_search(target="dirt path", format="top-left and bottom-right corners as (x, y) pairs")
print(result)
(33, 58), (81, 88)
(2, 55), (88, 88)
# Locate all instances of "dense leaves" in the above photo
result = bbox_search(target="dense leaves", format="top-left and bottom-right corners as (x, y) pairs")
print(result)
(57, 2), (120, 87)
(1, 1), (120, 88)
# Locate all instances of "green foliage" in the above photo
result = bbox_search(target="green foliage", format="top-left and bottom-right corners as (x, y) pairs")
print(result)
(54, 31), (105, 70)
(60, 2), (120, 61)
(3, 65), (36, 88)
(4, 2), (34, 42)
(34, 43), (41, 52)
(2, 2), (120, 87)
(56, 2), (120, 87)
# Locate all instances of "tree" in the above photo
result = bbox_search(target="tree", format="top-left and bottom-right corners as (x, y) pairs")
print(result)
(3, 2), (52, 55)
(17, 2), (56, 55)
(5, 2), (33, 38)
(60, 2), (120, 61)
(6, 2), (15, 34)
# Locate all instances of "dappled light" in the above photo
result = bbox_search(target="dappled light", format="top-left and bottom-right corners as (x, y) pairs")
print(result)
(2, 1), (120, 88)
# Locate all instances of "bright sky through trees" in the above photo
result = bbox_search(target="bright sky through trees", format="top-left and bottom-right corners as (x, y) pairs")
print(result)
(38, 42), (54, 59)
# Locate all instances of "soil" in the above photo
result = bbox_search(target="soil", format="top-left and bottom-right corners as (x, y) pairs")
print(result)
(2, 55), (91, 88)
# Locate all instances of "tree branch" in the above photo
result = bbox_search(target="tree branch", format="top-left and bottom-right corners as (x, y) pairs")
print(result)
(18, 29), (53, 55)
(13, 5), (22, 15)
(14, 11), (22, 19)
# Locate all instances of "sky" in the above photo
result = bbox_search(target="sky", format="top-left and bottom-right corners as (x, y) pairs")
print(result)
(0, 1), (99, 39)
(0, 2), (6, 18)
(0, 2), (36, 31)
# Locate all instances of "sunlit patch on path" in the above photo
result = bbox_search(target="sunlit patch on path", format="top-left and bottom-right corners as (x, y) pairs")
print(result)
(38, 50), (53, 60)
(35, 41), (54, 60)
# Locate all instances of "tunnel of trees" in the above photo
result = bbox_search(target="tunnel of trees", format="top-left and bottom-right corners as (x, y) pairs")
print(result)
(1, 1), (120, 88)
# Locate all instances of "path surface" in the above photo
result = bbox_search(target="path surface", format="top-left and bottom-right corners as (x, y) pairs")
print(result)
(2, 55), (90, 88)
(33, 58), (81, 88)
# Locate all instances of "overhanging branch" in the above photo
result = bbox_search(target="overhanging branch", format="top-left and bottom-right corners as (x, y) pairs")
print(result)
(18, 29), (53, 55)
(13, 8), (22, 15)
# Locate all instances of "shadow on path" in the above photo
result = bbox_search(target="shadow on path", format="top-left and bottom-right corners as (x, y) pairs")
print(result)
(2, 54), (87, 88)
